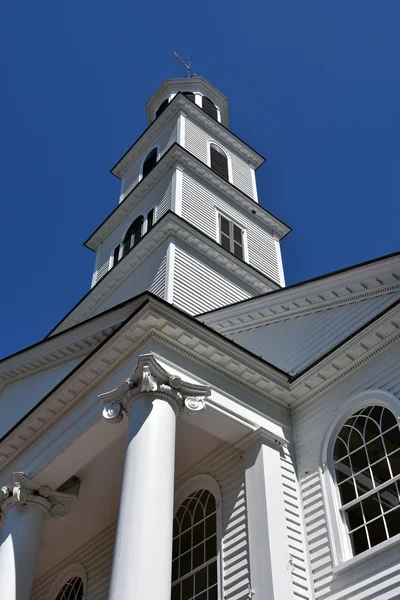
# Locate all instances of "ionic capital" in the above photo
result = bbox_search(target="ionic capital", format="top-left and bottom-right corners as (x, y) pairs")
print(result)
(0, 473), (76, 521)
(99, 354), (211, 423)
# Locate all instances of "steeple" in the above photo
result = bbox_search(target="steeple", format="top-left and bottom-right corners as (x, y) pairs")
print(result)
(50, 77), (291, 336)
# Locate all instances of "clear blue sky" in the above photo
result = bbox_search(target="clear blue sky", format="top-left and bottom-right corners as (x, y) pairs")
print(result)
(0, 1), (399, 358)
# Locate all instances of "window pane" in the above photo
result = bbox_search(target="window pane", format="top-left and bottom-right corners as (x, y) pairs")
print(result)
(350, 527), (369, 555)
(182, 575), (193, 599)
(362, 493), (381, 522)
(220, 234), (230, 252)
(171, 583), (180, 600)
(208, 561), (217, 586)
(206, 536), (217, 561)
(193, 521), (204, 546)
(180, 550), (191, 577)
(220, 216), (230, 235)
(233, 243), (243, 260)
(208, 585), (218, 600)
(350, 446), (369, 473)
(367, 516), (387, 547)
(337, 479), (357, 505)
(346, 503), (363, 532)
(233, 224), (242, 243)
(193, 543), (204, 569)
(385, 505), (400, 537)
(195, 567), (207, 594)
(205, 515), (216, 538)
(389, 449), (400, 477)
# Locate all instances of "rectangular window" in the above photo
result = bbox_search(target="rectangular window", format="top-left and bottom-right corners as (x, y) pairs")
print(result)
(147, 209), (154, 233)
(218, 214), (244, 260)
(112, 244), (120, 267)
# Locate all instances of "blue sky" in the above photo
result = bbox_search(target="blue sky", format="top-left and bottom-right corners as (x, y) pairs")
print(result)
(0, 0), (399, 358)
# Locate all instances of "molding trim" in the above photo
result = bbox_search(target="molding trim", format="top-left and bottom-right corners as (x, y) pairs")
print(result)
(236, 427), (289, 452)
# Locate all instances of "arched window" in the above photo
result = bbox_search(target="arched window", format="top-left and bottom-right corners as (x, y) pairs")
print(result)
(210, 144), (229, 181)
(182, 91), (195, 103)
(46, 564), (87, 600)
(333, 405), (400, 556)
(202, 97), (218, 121)
(123, 216), (144, 256)
(54, 577), (84, 600)
(155, 98), (169, 119)
(172, 488), (219, 600)
(142, 148), (158, 178)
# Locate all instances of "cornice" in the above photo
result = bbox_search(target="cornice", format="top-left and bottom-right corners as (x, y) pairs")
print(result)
(57, 211), (280, 336)
(86, 143), (289, 252)
(201, 255), (400, 334)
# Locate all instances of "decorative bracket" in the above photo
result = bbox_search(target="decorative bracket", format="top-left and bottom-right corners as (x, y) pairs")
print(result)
(0, 473), (76, 521)
(99, 354), (210, 422)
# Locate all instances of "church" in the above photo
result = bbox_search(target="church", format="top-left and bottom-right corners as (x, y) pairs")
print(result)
(0, 75), (399, 600)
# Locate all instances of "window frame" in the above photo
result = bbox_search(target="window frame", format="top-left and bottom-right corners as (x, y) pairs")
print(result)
(173, 474), (223, 600)
(320, 389), (400, 572)
(207, 141), (231, 183)
(46, 563), (87, 600)
(216, 210), (247, 262)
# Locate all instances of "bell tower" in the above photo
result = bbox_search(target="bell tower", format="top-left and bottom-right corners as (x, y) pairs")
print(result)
(50, 77), (291, 336)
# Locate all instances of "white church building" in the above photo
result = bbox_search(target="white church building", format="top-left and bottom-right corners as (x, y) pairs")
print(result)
(0, 76), (399, 600)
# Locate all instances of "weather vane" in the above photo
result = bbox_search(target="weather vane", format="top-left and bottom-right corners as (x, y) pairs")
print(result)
(173, 52), (197, 77)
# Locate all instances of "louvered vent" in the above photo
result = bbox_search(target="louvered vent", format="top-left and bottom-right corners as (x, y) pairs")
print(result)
(202, 96), (218, 120)
(210, 144), (229, 181)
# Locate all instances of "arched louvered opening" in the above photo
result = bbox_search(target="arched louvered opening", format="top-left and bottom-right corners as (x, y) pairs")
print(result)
(155, 98), (169, 119)
(182, 91), (195, 103)
(202, 97), (218, 120)
(54, 576), (84, 600)
(172, 488), (218, 600)
(333, 405), (400, 556)
(210, 144), (229, 181)
(123, 216), (144, 256)
(142, 148), (158, 178)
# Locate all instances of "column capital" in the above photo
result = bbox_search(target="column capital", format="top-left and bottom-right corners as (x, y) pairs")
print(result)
(99, 354), (211, 423)
(0, 473), (76, 521)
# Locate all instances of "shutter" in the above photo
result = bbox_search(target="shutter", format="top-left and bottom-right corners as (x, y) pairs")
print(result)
(202, 97), (218, 120)
(183, 91), (195, 103)
(143, 149), (158, 178)
(155, 98), (169, 119)
(210, 147), (229, 181)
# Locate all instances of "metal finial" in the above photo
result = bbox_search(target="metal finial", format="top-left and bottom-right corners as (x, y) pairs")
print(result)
(173, 51), (197, 77)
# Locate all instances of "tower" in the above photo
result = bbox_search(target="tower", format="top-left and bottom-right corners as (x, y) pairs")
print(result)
(50, 77), (291, 336)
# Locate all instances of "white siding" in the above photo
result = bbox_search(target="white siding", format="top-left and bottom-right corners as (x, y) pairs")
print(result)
(173, 244), (253, 315)
(91, 243), (168, 316)
(122, 118), (178, 197)
(31, 444), (250, 600)
(95, 174), (172, 283)
(234, 292), (400, 374)
(181, 171), (280, 283)
(185, 118), (255, 199)
(294, 343), (400, 599)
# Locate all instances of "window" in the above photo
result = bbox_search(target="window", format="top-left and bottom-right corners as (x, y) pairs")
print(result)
(202, 97), (218, 121)
(218, 214), (244, 260)
(147, 208), (154, 233)
(123, 216), (144, 256)
(333, 405), (400, 557)
(156, 98), (169, 119)
(172, 489), (218, 600)
(183, 91), (195, 103)
(112, 244), (120, 267)
(142, 148), (158, 178)
(210, 144), (229, 181)
(54, 577), (84, 600)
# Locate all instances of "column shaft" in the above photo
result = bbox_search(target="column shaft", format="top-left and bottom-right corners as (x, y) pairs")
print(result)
(0, 504), (46, 600)
(108, 396), (177, 600)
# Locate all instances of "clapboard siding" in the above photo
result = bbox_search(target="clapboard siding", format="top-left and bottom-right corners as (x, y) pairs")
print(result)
(121, 118), (178, 197)
(91, 243), (167, 316)
(176, 443), (250, 600)
(185, 118), (255, 199)
(181, 171), (280, 283)
(95, 174), (172, 283)
(173, 244), (253, 315)
(31, 444), (249, 600)
(234, 292), (400, 374)
(293, 342), (400, 599)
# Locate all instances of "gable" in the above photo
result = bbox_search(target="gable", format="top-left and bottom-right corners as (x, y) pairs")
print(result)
(234, 292), (400, 375)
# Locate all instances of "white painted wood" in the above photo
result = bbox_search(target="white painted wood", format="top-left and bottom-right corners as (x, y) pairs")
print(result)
(181, 170), (281, 283)
(234, 292), (400, 374)
(185, 117), (255, 199)
(294, 343), (400, 599)
(0, 504), (46, 600)
(108, 397), (176, 600)
(172, 244), (253, 315)
(244, 434), (294, 600)
(165, 241), (175, 303)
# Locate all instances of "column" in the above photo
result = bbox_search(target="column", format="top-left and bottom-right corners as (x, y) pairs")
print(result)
(0, 473), (76, 600)
(99, 354), (210, 600)
(242, 429), (294, 600)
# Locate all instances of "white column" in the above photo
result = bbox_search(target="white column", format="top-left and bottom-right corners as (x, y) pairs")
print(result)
(99, 354), (210, 600)
(242, 429), (294, 600)
(0, 473), (76, 600)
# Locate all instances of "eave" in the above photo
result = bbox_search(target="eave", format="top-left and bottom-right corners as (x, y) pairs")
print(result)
(51, 211), (281, 338)
(111, 92), (265, 180)
(199, 252), (400, 335)
(85, 143), (290, 252)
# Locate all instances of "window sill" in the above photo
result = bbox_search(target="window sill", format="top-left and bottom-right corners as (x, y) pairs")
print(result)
(333, 533), (400, 576)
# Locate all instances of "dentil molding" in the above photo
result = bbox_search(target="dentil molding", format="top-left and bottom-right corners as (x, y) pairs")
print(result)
(98, 353), (211, 422)
(0, 472), (76, 521)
